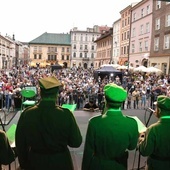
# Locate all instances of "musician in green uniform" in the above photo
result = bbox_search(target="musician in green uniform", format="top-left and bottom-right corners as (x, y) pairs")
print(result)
(82, 83), (139, 170)
(15, 76), (82, 170)
(139, 95), (170, 170)
(0, 130), (15, 169)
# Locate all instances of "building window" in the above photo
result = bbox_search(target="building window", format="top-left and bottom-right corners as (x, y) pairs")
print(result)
(39, 54), (41, 59)
(127, 31), (130, 39)
(132, 44), (135, 53)
(80, 53), (82, 58)
(91, 53), (94, 58)
(165, 14), (170, 27)
(39, 46), (42, 52)
(91, 45), (94, 50)
(144, 41), (148, 51)
(121, 47), (123, 55)
(117, 49), (119, 56)
(122, 20), (124, 27)
(85, 45), (88, 50)
(78, 45), (81, 50)
(62, 47), (65, 52)
(55, 47), (57, 52)
(34, 46), (37, 52)
(74, 35), (76, 41)
(122, 33), (124, 41)
(85, 35), (87, 41)
(67, 55), (69, 60)
(81, 34), (83, 41)
(48, 47), (50, 52)
(34, 54), (37, 59)
(124, 46), (126, 54)
(125, 19), (127, 26)
(164, 34), (170, 49)
(146, 5), (150, 15)
(132, 28), (136, 37)
(73, 44), (76, 49)
(155, 18), (160, 30)
(141, 8), (144, 17)
(139, 42), (142, 52)
(146, 23), (150, 33)
(154, 37), (159, 51)
(73, 52), (76, 58)
(133, 13), (136, 21)
(124, 32), (126, 40)
(62, 55), (64, 60)
(156, 1), (161, 10)
(128, 17), (130, 25)
(67, 48), (69, 52)
(140, 25), (144, 35)
(84, 53), (87, 58)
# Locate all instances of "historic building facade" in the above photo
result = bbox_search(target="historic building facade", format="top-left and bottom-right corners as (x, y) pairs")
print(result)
(70, 26), (101, 68)
(94, 28), (113, 69)
(0, 34), (16, 69)
(129, 0), (153, 68)
(112, 19), (121, 64)
(119, 5), (131, 66)
(149, 1), (170, 74)
(29, 32), (71, 68)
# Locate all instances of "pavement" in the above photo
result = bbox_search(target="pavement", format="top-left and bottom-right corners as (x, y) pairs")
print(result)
(1, 107), (158, 170)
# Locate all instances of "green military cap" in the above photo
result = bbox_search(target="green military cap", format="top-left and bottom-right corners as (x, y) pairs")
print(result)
(156, 95), (170, 111)
(104, 83), (127, 103)
(39, 76), (61, 94)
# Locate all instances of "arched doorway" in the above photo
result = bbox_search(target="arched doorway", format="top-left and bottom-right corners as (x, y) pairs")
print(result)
(84, 63), (87, 69)
(63, 62), (67, 68)
(142, 59), (148, 67)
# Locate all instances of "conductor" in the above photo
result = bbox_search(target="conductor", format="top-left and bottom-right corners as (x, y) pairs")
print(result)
(15, 76), (82, 170)
(82, 83), (139, 170)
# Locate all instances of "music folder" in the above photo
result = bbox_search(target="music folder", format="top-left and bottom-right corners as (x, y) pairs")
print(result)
(62, 104), (77, 113)
(127, 116), (147, 133)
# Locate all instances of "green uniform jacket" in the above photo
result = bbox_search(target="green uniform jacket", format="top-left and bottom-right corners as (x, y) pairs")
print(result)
(139, 118), (170, 170)
(0, 130), (15, 165)
(15, 100), (82, 170)
(82, 110), (139, 170)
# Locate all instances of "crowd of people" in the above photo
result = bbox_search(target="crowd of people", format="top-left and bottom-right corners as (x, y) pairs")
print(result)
(0, 64), (169, 113)
(0, 65), (170, 169)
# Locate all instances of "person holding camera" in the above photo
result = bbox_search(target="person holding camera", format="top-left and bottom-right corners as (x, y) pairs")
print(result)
(83, 99), (99, 112)
(139, 95), (170, 170)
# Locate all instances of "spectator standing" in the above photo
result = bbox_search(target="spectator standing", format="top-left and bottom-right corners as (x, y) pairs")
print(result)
(132, 89), (141, 109)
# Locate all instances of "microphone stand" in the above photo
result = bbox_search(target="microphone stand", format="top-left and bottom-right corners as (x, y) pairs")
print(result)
(132, 108), (154, 170)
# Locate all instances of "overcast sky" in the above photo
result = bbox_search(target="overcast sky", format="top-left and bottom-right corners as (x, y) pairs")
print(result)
(1, 0), (140, 42)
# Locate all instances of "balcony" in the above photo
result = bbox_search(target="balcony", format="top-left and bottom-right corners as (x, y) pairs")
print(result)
(84, 49), (88, 52)
(82, 58), (89, 61)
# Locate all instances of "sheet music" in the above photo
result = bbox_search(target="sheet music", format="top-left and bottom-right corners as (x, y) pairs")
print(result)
(127, 116), (147, 133)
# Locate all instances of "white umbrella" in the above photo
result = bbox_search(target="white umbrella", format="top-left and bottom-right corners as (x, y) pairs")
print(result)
(133, 66), (148, 72)
(101, 64), (120, 69)
(145, 67), (162, 73)
(117, 65), (127, 70)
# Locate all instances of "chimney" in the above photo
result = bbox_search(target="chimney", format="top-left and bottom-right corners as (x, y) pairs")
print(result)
(13, 34), (15, 41)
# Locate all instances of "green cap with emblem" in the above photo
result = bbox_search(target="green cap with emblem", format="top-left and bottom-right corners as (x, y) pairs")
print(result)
(104, 83), (127, 103)
(39, 76), (61, 94)
(156, 95), (170, 111)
